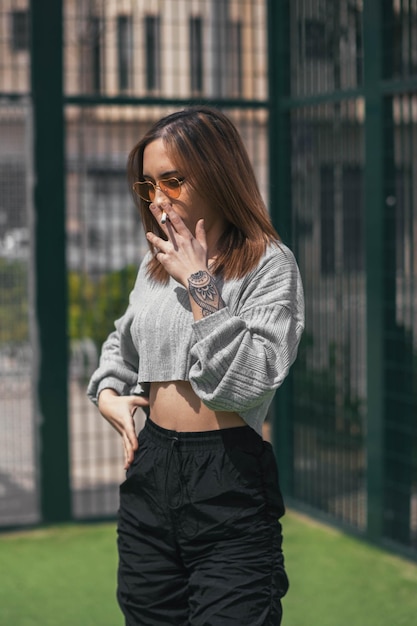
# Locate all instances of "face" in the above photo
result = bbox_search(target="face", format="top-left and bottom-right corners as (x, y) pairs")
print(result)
(142, 138), (222, 232)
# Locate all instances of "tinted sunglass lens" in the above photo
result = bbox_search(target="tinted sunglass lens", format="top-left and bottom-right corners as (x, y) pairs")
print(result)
(135, 181), (154, 202)
(160, 179), (180, 198)
(135, 179), (182, 201)
(147, 184), (156, 201)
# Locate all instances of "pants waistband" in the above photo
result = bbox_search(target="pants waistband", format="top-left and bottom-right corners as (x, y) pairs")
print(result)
(142, 416), (261, 451)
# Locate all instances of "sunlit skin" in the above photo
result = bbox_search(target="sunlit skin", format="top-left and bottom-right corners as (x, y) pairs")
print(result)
(98, 138), (244, 468)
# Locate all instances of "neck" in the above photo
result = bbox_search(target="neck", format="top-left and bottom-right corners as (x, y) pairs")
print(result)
(204, 218), (227, 261)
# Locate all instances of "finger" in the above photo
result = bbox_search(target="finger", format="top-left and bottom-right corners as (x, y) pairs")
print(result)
(123, 443), (130, 469)
(146, 231), (168, 253)
(165, 219), (179, 251)
(147, 225), (179, 257)
(123, 438), (132, 470)
(149, 201), (171, 227)
(122, 436), (130, 468)
(194, 219), (207, 249)
(148, 201), (190, 239)
(162, 207), (191, 236)
(125, 418), (139, 451)
(129, 395), (150, 408)
(123, 432), (136, 468)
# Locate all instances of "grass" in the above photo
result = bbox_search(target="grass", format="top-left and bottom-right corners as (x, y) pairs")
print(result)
(0, 523), (122, 626)
(1, 510), (417, 625)
(283, 511), (417, 626)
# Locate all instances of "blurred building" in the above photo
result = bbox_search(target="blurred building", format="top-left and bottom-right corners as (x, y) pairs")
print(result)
(0, 0), (268, 273)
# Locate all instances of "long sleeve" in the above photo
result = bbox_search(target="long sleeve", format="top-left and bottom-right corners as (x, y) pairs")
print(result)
(86, 273), (142, 405)
(188, 245), (304, 420)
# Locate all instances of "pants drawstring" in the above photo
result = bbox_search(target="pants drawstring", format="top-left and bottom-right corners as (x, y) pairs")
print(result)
(165, 435), (185, 510)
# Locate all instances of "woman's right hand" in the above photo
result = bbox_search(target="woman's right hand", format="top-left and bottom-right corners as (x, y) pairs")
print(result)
(98, 388), (150, 469)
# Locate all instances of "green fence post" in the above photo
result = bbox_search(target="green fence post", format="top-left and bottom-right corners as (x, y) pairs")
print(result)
(381, 1), (413, 547)
(31, 0), (71, 523)
(268, 0), (294, 494)
(363, 0), (385, 542)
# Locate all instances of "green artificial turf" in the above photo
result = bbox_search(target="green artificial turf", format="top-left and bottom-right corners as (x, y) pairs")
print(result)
(1, 510), (417, 625)
(283, 511), (417, 626)
(0, 522), (122, 626)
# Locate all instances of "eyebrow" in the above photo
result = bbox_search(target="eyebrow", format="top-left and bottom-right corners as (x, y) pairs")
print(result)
(142, 170), (180, 180)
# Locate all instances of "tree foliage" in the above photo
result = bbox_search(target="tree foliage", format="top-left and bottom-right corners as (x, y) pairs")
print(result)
(0, 259), (29, 343)
(68, 264), (138, 348)
(0, 259), (138, 348)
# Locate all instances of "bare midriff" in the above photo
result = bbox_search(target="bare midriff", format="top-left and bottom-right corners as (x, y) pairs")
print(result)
(148, 380), (246, 432)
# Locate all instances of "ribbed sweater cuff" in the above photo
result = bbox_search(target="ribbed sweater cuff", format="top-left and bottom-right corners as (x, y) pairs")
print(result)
(95, 377), (128, 403)
(191, 307), (232, 339)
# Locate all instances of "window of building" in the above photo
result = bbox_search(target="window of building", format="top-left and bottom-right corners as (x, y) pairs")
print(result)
(71, 168), (144, 274)
(391, 10), (417, 77)
(350, 5), (363, 85)
(117, 15), (133, 91)
(228, 20), (243, 96)
(80, 15), (104, 93)
(190, 17), (203, 93)
(342, 166), (364, 272)
(145, 15), (161, 91)
(91, 17), (102, 93)
(11, 10), (29, 52)
(320, 165), (336, 275)
(394, 168), (410, 275)
(0, 163), (26, 238)
(299, 19), (332, 61)
(320, 164), (364, 274)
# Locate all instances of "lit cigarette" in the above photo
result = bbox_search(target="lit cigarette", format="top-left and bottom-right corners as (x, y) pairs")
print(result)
(161, 211), (167, 224)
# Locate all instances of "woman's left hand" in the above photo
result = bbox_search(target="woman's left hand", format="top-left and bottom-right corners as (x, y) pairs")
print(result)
(146, 202), (208, 286)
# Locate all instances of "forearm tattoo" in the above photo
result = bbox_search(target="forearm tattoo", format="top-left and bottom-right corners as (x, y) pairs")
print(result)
(188, 270), (225, 317)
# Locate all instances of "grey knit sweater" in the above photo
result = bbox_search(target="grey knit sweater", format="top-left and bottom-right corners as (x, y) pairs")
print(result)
(87, 241), (304, 435)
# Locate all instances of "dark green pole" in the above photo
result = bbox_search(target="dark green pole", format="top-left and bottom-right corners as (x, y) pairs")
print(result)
(268, 0), (294, 494)
(363, 0), (385, 542)
(381, 1), (412, 546)
(31, 0), (71, 523)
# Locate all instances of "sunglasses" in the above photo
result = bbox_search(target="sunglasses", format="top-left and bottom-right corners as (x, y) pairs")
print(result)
(132, 177), (185, 203)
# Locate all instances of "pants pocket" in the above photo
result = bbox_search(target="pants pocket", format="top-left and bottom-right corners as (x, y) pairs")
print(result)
(258, 441), (286, 520)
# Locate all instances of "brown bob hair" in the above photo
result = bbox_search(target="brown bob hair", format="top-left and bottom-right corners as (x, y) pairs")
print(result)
(127, 106), (280, 282)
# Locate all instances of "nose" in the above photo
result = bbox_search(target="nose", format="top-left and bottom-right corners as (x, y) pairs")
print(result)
(153, 185), (170, 205)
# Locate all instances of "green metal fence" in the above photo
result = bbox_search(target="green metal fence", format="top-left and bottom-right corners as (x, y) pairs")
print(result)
(0, 0), (416, 560)
(270, 0), (417, 557)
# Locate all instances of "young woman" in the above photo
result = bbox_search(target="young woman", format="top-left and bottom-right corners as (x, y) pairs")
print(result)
(87, 106), (304, 625)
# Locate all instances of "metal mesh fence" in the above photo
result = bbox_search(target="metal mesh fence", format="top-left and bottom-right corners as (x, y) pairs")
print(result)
(291, 99), (367, 530)
(0, 0), (270, 525)
(63, 0), (269, 518)
(67, 105), (268, 519)
(286, 0), (417, 555)
(286, 0), (367, 532)
(289, 0), (363, 97)
(0, 0), (416, 562)
(67, 105), (149, 518)
(0, 100), (38, 526)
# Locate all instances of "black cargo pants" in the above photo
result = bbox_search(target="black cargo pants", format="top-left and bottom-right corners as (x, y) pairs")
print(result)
(117, 417), (289, 625)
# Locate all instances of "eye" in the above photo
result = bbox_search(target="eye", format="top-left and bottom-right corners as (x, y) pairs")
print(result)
(163, 178), (180, 189)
